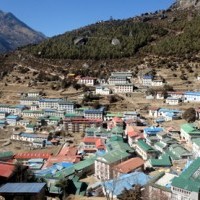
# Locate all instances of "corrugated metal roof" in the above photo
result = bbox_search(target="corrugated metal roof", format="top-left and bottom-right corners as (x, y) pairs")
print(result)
(0, 183), (46, 193)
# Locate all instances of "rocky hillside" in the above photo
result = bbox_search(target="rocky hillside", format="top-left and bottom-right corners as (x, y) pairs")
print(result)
(0, 10), (46, 53)
(176, 0), (200, 9)
(23, 4), (200, 60)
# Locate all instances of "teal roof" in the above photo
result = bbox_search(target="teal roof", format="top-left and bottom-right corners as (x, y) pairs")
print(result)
(111, 126), (124, 135)
(137, 140), (156, 152)
(192, 138), (200, 147)
(168, 144), (191, 160)
(74, 157), (95, 171)
(106, 113), (123, 118)
(172, 158), (200, 192)
(65, 113), (83, 118)
(106, 140), (134, 153)
(181, 124), (200, 135)
(48, 116), (62, 121)
(0, 151), (13, 159)
(98, 149), (130, 164)
(150, 154), (172, 167)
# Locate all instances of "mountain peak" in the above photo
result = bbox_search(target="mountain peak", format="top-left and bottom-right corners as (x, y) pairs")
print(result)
(0, 10), (46, 53)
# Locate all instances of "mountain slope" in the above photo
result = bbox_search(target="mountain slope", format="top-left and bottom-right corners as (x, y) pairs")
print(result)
(0, 10), (46, 53)
(24, 5), (200, 60)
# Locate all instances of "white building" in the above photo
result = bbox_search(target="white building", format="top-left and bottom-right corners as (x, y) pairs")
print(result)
(114, 84), (134, 93)
(111, 71), (132, 79)
(141, 75), (153, 86)
(78, 77), (96, 86)
(58, 101), (74, 113)
(38, 98), (62, 109)
(95, 86), (111, 95)
(20, 97), (40, 106)
(84, 108), (104, 120)
(151, 79), (163, 87)
(166, 97), (180, 105)
(184, 92), (200, 103)
(192, 138), (200, 158)
(108, 76), (128, 85)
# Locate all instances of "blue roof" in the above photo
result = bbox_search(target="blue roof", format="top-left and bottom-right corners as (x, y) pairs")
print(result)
(6, 115), (20, 120)
(20, 133), (46, 138)
(144, 127), (163, 135)
(103, 172), (150, 197)
(35, 162), (73, 177)
(85, 110), (103, 114)
(143, 75), (153, 79)
(158, 108), (181, 113)
(39, 98), (62, 103)
(0, 183), (46, 193)
(185, 92), (200, 96)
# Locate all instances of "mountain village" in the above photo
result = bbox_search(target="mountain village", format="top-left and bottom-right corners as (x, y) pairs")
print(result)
(0, 68), (200, 200)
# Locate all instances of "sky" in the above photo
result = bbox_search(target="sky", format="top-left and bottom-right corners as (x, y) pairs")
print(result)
(0, 0), (175, 37)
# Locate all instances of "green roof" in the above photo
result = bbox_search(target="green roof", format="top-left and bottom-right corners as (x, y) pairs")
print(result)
(181, 123), (200, 135)
(168, 144), (191, 159)
(137, 140), (156, 152)
(106, 140), (134, 153)
(98, 149), (130, 164)
(0, 151), (13, 159)
(23, 110), (44, 114)
(53, 166), (75, 179)
(48, 116), (62, 121)
(26, 124), (36, 128)
(74, 157), (95, 171)
(111, 126), (124, 135)
(106, 113), (123, 118)
(192, 138), (200, 147)
(172, 158), (200, 192)
(150, 154), (172, 167)
(154, 141), (166, 149)
(65, 113), (83, 118)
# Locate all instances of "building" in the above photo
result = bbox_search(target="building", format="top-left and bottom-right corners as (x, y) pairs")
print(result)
(135, 139), (158, 160)
(78, 77), (96, 86)
(192, 138), (200, 158)
(58, 101), (74, 112)
(114, 83), (134, 93)
(180, 123), (200, 143)
(111, 71), (132, 79)
(166, 97), (180, 105)
(95, 137), (133, 180)
(112, 157), (144, 178)
(22, 110), (44, 118)
(151, 79), (163, 87)
(38, 98), (63, 109)
(95, 149), (130, 180)
(20, 97), (40, 106)
(108, 76), (128, 85)
(0, 183), (46, 200)
(171, 158), (200, 200)
(184, 92), (200, 103)
(95, 86), (111, 95)
(6, 115), (20, 126)
(142, 75), (153, 86)
(148, 172), (176, 200)
(84, 107), (104, 120)
(64, 118), (103, 133)
(81, 137), (105, 153)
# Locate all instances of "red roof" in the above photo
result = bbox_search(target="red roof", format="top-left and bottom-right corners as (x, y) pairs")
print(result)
(113, 157), (144, 173)
(126, 126), (140, 137)
(95, 139), (105, 149)
(0, 162), (15, 178)
(14, 152), (51, 160)
(83, 137), (99, 144)
(43, 155), (80, 168)
(58, 146), (77, 156)
(83, 137), (105, 150)
(113, 117), (123, 123)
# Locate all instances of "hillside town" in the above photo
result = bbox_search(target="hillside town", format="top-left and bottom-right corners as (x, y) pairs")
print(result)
(0, 69), (200, 200)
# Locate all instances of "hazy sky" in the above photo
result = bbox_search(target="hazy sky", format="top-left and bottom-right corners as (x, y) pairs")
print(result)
(0, 0), (175, 37)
